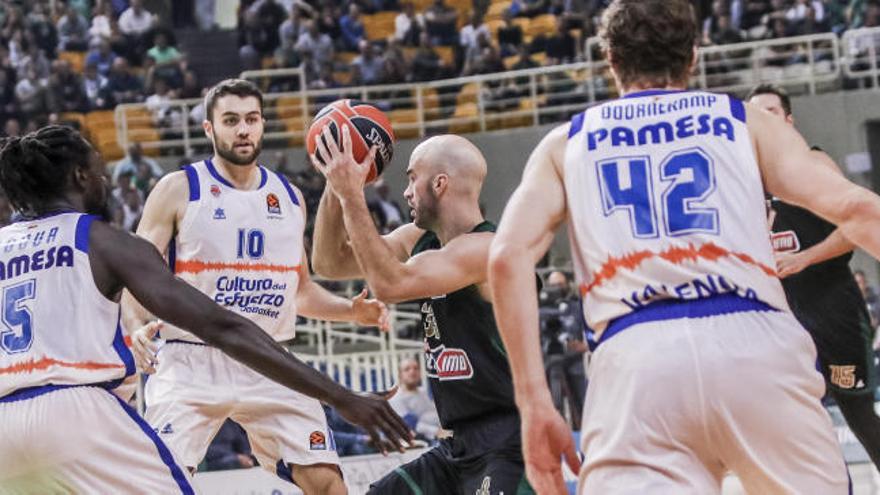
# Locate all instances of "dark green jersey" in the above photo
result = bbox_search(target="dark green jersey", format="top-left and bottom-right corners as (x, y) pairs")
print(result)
(410, 221), (517, 429)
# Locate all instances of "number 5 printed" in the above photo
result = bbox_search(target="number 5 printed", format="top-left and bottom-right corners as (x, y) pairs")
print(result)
(597, 148), (718, 238)
(1, 279), (36, 354)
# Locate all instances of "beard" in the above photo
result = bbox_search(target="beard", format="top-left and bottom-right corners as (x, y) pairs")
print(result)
(412, 186), (439, 230)
(214, 137), (263, 166)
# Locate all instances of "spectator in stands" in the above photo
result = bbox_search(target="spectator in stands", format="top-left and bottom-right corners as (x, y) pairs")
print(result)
(16, 42), (51, 82)
(118, 0), (157, 63)
(102, 57), (144, 106)
(276, 6), (305, 67)
(120, 183), (144, 231)
(82, 61), (108, 109)
(178, 70), (201, 99)
(56, 2), (90, 52)
(7, 30), (27, 70)
(145, 30), (185, 89)
(380, 39), (409, 85)
(411, 32), (450, 81)
(789, 2), (827, 35)
(509, 0), (549, 18)
(26, 3), (58, 58)
(395, 2), (424, 46)
(14, 66), (47, 120)
(424, 0), (459, 46)
(144, 77), (182, 128)
(460, 12), (490, 59)
(112, 141), (164, 185)
(1, 7), (24, 44)
(497, 11), (525, 58)
(204, 421), (256, 471)
(47, 59), (88, 113)
(708, 14), (744, 45)
(2, 118), (21, 138)
(544, 16), (578, 63)
(85, 38), (118, 77)
(389, 358), (441, 442)
(0, 67), (17, 122)
(741, 0), (772, 32)
(368, 180), (406, 232)
(308, 61), (342, 91)
(253, 0), (287, 54)
(295, 20), (335, 72)
(317, 4), (343, 41)
(89, 0), (115, 43)
(340, 4), (366, 52)
(352, 40), (384, 86)
(786, 0), (825, 26)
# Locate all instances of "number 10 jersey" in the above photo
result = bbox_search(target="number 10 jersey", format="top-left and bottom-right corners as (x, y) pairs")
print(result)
(564, 89), (788, 340)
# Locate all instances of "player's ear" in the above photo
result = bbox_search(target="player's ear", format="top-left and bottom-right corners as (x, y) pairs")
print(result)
(202, 119), (213, 141)
(433, 174), (448, 195)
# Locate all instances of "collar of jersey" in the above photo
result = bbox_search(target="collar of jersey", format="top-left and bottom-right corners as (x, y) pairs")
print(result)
(205, 159), (268, 191)
(12, 208), (80, 223)
(622, 88), (690, 99)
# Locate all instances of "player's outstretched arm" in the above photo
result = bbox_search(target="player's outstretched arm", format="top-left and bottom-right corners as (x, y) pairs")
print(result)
(751, 106), (880, 260)
(489, 125), (579, 494)
(120, 171), (187, 331)
(89, 220), (412, 452)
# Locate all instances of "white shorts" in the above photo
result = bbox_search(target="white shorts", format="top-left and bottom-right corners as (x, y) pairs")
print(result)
(580, 298), (850, 495)
(0, 385), (194, 494)
(145, 341), (339, 474)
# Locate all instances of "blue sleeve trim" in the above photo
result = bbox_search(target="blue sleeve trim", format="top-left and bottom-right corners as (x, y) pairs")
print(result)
(568, 112), (585, 139)
(259, 167), (268, 189)
(74, 214), (97, 253)
(729, 96), (746, 123)
(112, 393), (196, 493)
(182, 164), (200, 201)
(276, 172), (301, 207)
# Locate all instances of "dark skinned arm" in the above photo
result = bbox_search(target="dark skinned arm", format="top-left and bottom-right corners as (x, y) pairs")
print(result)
(88, 219), (411, 452)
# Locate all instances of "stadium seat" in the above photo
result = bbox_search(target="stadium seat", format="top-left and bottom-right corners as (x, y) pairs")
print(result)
(95, 128), (123, 161)
(456, 82), (480, 106)
(487, 19), (505, 41)
(276, 96), (305, 120)
(434, 46), (455, 68)
(282, 117), (306, 146)
(526, 15), (556, 38)
(421, 87), (441, 120)
(388, 109), (420, 139)
(58, 51), (85, 73)
(449, 102), (479, 134)
(503, 55), (520, 70)
(363, 12), (398, 41)
(336, 52), (358, 65)
(486, 1), (511, 22)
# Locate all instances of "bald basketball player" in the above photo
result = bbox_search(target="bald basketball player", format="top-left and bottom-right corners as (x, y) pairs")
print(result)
(311, 126), (534, 495)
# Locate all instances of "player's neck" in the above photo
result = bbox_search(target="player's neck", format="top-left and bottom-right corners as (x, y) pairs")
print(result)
(619, 82), (686, 97)
(434, 203), (484, 246)
(211, 156), (261, 190)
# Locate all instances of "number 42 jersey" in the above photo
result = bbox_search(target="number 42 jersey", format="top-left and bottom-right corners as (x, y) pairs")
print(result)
(564, 90), (788, 341)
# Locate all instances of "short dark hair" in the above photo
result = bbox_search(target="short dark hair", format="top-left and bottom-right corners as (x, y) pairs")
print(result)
(746, 84), (792, 116)
(204, 79), (264, 122)
(0, 125), (92, 213)
(599, 0), (697, 89)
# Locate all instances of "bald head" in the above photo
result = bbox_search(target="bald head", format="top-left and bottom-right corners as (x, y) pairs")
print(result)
(409, 135), (487, 197)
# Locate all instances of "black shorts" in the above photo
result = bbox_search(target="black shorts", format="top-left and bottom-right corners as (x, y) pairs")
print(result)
(787, 275), (877, 397)
(367, 413), (532, 495)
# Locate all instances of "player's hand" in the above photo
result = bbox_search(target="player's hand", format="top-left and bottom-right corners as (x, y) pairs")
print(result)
(131, 321), (162, 374)
(332, 389), (413, 455)
(774, 251), (810, 278)
(310, 123), (377, 200)
(351, 288), (391, 332)
(520, 402), (580, 495)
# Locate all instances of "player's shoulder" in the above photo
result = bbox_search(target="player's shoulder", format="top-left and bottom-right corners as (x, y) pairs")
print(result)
(143, 170), (190, 212)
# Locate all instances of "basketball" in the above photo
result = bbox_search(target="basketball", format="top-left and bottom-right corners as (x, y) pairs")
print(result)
(306, 99), (395, 184)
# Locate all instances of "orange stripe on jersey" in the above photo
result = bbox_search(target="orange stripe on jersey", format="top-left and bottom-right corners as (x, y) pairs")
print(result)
(0, 357), (125, 375)
(580, 242), (777, 297)
(174, 259), (302, 275)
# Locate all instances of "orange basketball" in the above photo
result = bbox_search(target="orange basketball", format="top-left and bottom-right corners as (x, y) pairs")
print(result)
(306, 99), (395, 184)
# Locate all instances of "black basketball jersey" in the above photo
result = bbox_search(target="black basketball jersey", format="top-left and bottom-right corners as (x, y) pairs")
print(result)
(769, 199), (854, 296)
(410, 221), (517, 429)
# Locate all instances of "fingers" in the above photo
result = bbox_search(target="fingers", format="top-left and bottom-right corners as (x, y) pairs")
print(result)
(378, 305), (391, 333)
(352, 288), (368, 302)
(341, 123), (353, 158)
(132, 325), (160, 374)
(321, 125), (340, 157)
(383, 384), (399, 400)
(382, 402), (413, 445)
(376, 406), (410, 453)
(359, 145), (378, 169)
(563, 435), (582, 475)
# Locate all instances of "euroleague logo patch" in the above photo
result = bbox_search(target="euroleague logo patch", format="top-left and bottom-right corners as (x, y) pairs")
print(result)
(770, 230), (800, 253)
(266, 193), (281, 215)
(425, 344), (474, 381)
(309, 430), (327, 450)
(210, 184), (221, 197)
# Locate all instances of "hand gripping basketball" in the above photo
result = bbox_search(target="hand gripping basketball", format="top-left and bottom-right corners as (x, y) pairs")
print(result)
(310, 123), (378, 200)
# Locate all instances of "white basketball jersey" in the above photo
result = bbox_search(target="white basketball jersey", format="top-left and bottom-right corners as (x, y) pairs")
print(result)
(160, 160), (305, 342)
(564, 90), (788, 340)
(0, 212), (134, 398)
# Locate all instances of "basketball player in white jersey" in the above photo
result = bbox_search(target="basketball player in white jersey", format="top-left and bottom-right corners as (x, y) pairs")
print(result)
(0, 126), (410, 493)
(123, 79), (406, 494)
(489, 1), (880, 494)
